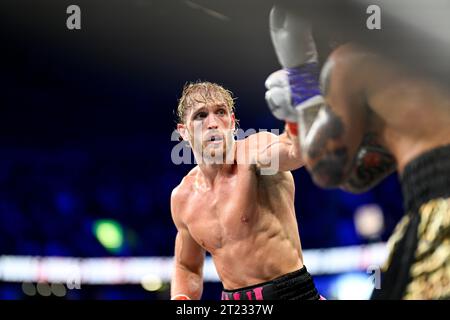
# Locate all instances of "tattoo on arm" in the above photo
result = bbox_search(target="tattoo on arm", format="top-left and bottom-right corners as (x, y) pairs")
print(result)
(306, 53), (372, 188)
(305, 105), (350, 187)
(341, 133), (396, 193)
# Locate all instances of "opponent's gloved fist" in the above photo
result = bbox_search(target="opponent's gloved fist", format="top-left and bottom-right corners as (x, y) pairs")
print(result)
(265, 4), (322, 135)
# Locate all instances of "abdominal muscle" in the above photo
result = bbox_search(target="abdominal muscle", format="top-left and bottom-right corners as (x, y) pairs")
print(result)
(210, 209), (303, 290)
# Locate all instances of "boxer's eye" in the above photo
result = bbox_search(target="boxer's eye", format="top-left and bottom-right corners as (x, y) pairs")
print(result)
(217, 109), (226, 116)
(195, 112), (207, 120)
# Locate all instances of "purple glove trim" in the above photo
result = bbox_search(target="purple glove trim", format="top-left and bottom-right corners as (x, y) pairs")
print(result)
(286, 62), (321, 107)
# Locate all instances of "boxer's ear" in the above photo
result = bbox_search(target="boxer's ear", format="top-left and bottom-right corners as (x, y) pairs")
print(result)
(177, 123), (189, 141)
(230, 113), (236, 130)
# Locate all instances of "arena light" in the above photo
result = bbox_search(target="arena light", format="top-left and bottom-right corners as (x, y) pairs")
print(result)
(141, 274), (163, 292)
(21, 283), (36, 297)
(354, 204), (384, 240)
(93, 219), (124, 253)
(331, 272), (375, 300)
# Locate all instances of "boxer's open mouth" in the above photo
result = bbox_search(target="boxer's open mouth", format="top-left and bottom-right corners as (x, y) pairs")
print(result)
(205, 135), (223, 144)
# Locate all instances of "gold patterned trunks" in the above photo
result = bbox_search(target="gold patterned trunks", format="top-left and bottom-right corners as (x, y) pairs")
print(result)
(371, 145), (450, 300)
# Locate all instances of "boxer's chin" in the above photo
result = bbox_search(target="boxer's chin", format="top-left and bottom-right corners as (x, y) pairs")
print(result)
(202, 146), (225, 164)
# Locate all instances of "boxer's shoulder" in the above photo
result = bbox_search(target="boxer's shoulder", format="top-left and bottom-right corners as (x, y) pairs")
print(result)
(170, 181), (193, 227)
(171, 168), (198, 207)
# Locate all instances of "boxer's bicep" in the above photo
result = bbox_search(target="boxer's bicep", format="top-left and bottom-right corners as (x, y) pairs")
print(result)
(170, 190), (205, 273)
(170, 189), (205, 299)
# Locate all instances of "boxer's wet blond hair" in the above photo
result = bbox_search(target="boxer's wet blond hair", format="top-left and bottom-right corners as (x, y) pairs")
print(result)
(177, 81), (236, 124)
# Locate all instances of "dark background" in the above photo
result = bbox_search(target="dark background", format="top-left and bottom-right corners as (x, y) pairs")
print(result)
(0, 0), (403, 299)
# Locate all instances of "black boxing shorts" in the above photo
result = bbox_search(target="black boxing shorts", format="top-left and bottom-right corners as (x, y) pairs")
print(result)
(221, 266), (324, 300)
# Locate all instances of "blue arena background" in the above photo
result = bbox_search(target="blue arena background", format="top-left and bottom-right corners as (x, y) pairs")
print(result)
(0, 0), (404, 300)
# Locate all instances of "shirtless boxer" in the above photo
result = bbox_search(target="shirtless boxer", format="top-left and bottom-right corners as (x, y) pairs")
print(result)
(169, 81), (321, 300)
(265, 4), (450, 300)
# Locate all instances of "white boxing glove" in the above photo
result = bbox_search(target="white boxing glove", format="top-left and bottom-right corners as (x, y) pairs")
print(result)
(265, 69), (297, 123)
(265, 4), (324, 136)
(269, 4), (318, 68)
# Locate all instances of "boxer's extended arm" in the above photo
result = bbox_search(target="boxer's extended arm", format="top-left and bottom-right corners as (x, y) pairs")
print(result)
(170, 189), (205, 300)
(301, 46), (370, 188)
(340, 133), (397, 193)
(251, 129), (304, 173)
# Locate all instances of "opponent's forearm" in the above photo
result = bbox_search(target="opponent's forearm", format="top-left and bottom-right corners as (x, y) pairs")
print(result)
(340, 134), (397, 193)
(171, 264), (203, 300)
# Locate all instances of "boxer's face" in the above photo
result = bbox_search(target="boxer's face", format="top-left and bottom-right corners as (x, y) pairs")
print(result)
(178, 95), (235, 163)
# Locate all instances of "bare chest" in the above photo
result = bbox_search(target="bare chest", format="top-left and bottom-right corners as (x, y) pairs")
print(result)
(183, 168), (259, 252)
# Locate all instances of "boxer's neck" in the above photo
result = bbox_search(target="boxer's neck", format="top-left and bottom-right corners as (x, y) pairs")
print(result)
(196, 142), (237, 187)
